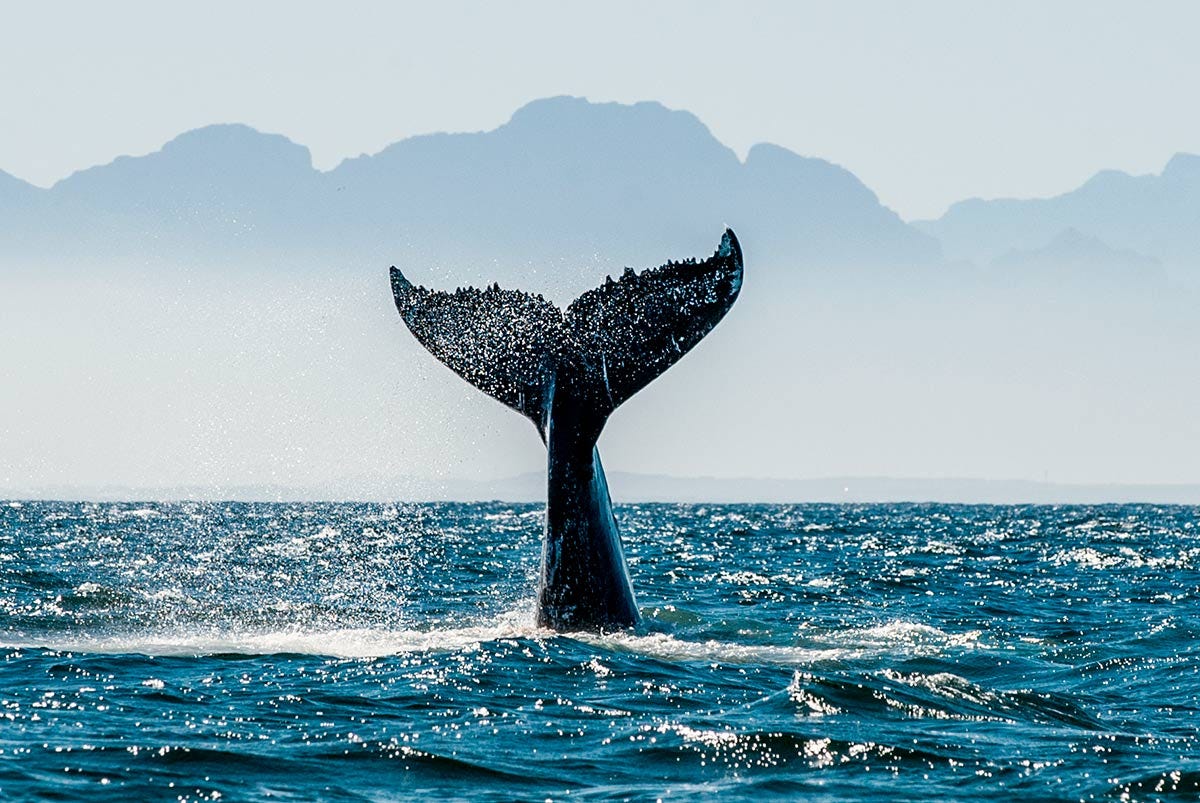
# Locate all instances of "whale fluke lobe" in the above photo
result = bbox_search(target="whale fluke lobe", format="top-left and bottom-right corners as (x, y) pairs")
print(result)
(391, 229), (743, 430)
(390, 268), (563, 432)
(389, 230), (743, 631)
(566, 228), (743, 411)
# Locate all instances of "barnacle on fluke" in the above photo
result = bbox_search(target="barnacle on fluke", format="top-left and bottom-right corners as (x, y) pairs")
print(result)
(390, 230), (743, 631)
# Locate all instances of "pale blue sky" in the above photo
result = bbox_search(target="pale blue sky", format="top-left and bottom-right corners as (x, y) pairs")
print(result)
(2, 0), (1198, 219)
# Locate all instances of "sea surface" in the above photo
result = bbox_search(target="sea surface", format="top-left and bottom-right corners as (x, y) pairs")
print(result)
(1, 501), (1199, 801)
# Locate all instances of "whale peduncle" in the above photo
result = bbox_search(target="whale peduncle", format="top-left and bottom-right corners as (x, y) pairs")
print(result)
(389, 230), (744, 631)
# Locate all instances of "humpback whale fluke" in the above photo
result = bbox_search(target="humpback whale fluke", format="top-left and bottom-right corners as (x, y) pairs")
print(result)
(390, 230), (743, 631)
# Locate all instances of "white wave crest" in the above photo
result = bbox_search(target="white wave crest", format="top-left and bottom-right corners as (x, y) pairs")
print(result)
(3, 613), (986, 663)
(572, 620), (987, 666)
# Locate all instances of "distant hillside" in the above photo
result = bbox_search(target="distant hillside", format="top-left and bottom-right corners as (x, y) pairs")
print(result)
(0, 168), (37, 197)
(991, 228), (1166, 288)
(0, 97), (939, 292)
(6, 99), (1198, 289)
(918, 153), (1200, 274)
(0, 169), (40, 220)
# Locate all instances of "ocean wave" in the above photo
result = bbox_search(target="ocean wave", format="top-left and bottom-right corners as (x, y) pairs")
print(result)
(2, 616), (990, 665)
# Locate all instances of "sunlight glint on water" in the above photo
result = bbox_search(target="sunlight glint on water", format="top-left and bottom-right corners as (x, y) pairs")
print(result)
(1, 501), (1198, 801)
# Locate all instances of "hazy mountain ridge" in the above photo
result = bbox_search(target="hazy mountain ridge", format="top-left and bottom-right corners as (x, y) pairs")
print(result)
(0, 168), (38, 195)
(992, 228), (1166, 287)
(0, 97), (938, 284)
(0, 168), (42, 217)
(919, 152), (1200, 275)
(6, 95), (1194, 290)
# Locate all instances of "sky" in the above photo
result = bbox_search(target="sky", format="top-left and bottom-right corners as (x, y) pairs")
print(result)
(2, 0), (1199, 220)
(2, 1), (1199, 495)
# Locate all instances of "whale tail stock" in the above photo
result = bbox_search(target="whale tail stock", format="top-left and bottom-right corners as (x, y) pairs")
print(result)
(389, 229), (743, 439)
(391, 229), (743, 631)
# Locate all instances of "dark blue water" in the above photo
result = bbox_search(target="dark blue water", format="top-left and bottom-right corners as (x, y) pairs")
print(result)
(2, 502), (1199, 801)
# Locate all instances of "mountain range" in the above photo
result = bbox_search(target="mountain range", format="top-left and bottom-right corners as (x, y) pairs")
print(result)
(916, 153), (1200, 279)
(4, 95), (1194, 289)
(0, 97), (935, 295)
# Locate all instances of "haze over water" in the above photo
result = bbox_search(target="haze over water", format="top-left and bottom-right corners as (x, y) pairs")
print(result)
(3, 500), (1197, 800)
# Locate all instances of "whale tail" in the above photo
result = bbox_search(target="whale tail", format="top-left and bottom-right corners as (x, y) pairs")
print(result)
(390, 229), (743, 436)
(391, 229), (743, 631)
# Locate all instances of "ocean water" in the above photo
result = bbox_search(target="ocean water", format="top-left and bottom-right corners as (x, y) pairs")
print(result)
(1, 501), (1198, 801)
